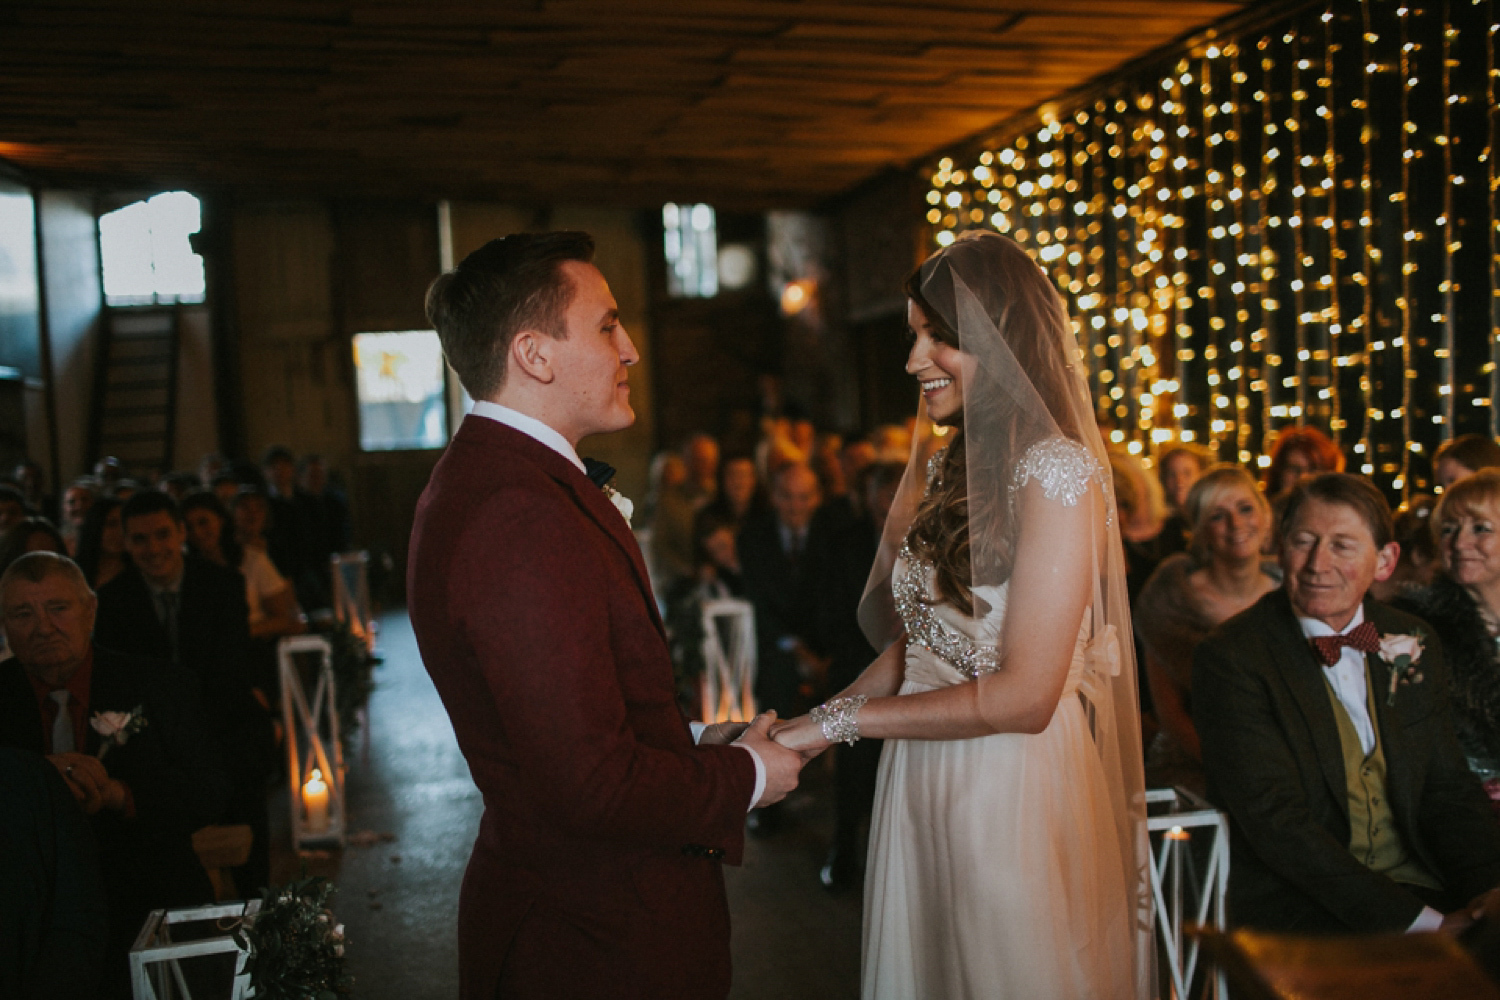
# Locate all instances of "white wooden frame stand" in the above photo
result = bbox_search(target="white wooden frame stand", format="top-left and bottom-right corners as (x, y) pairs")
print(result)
(129, 899), (261, 1000)
(330, 550), (375, 654)
(1146, 787), (1230, 1000)
(699, 597), (757, 724)
(279, 634), (347, 848)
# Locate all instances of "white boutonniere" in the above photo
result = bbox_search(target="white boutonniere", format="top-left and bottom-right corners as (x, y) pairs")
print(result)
(1378, 632), (1426, 707)
(602, 484), (633, 526)
(91, 704), (148, 759)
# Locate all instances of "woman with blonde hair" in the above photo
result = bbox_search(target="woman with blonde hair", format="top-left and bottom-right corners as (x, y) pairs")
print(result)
(771, 231), (1151, 998)
(1395, 469), (1500, 783)
(1134, 465), (1280, 789)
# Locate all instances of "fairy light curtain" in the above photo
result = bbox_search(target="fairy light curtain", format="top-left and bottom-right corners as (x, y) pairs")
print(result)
(923, 0), (1500, 501)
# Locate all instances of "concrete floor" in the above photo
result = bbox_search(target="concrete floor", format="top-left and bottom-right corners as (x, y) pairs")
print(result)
(270, 609), (863, 999)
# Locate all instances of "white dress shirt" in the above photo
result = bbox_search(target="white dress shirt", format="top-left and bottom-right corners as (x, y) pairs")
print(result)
(469, 401), (766, 810)
(1297, 606), (1443, 933)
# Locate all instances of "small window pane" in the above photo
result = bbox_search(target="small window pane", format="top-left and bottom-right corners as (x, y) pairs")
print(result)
(353, 330), (448, 451)
(99, 191), (206, 306)
(663, 202), (718, 298)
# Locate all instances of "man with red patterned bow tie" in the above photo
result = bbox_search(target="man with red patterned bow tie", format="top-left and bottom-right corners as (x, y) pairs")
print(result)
(1194, 472), (1500, 935)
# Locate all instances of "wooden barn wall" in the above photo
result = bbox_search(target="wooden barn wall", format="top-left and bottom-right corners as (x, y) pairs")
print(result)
(231, 199), (658, 598)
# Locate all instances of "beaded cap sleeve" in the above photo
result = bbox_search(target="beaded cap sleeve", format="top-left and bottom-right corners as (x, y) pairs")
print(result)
(1010, 437), (1109, 521)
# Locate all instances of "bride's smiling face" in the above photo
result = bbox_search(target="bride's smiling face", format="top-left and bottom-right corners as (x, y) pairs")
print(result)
(905, 300), (967, 425)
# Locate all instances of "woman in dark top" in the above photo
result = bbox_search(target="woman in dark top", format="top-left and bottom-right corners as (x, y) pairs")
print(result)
(1394, 469), (1500, 783)
(1134, 465), (1280, 792)
(72, 497), (126, 590)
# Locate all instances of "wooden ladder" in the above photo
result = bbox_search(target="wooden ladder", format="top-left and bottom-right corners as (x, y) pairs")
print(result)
(88, 305), (180, 475)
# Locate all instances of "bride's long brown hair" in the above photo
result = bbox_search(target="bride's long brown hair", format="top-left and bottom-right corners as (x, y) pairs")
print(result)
(902, 238), (1083, 619)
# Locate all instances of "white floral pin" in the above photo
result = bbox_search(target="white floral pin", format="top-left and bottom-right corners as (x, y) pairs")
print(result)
(1378, 632), (1425, 707)
(602, 484), (633, 526)
(91, 704), (148, 759)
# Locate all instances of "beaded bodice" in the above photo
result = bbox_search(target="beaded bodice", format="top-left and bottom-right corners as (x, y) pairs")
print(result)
(896, 437), (1103, 681)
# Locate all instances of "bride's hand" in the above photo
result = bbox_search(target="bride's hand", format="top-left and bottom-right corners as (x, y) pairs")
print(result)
(770, 715), (831, 760)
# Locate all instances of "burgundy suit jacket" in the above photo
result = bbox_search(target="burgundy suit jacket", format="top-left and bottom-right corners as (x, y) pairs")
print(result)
(408, 415), (756, 1000)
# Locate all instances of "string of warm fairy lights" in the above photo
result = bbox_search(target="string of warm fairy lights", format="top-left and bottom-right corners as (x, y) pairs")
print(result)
(1357, 0), (1377, 476)
(1441, 3), (1457, 433)
(1321, 6), (1345, 446)
(1490, 2), (1500, 437)
(922, 0), (1497, 494)
(1395, 4), (1415, 499)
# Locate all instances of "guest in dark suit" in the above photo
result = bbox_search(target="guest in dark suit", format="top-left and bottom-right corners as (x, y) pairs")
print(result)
(0, 552), (227, 996)
(93, 490), (274, 898)
(411, 231), (804, 999)
(0, 746), (107, 1000)
(1194, 472), (1500, 935)
(738, 461), (830, 721)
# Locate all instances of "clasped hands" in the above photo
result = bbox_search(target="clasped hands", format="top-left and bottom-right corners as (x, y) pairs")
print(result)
(699, 711), (832, 809)
(47, 752), (129, 815)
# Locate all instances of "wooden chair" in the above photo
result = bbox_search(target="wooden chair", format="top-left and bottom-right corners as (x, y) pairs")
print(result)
(191, 824), (253, 902)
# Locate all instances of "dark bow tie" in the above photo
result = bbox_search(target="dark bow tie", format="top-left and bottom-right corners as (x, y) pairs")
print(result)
(583, 458), (616, 489)
(1309, 620), (1380, 667)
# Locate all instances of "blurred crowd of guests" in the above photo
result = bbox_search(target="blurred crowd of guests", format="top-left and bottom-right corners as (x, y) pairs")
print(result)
(640, 416), (912, 891)
(1117, 428), (1500, 801)
(648, 413), (1500, 899)
(0, 447), (353, 998)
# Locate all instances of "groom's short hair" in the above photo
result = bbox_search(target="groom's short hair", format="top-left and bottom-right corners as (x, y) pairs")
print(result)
(426, 231), (596, 399)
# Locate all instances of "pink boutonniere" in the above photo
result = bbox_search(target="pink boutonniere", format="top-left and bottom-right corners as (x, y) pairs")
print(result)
(1378, 632), (1425, 707)
(90, 704), (147, 759)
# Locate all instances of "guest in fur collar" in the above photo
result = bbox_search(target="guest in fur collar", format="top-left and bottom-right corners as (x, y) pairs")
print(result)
(1394, 469), (1500, 769)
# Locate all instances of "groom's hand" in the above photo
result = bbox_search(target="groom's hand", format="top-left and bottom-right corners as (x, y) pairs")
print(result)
(698, 721), (751, 745)
(736, 711), (804, 808)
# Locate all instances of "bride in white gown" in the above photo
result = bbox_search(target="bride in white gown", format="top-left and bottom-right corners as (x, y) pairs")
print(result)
(772, 232), (1152, 999)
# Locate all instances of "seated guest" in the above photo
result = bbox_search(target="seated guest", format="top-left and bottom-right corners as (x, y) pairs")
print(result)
(1135, 466), (1280, 792)
(93, 491), (274, 899)
(261, 445), (323, 607)
(738, 461), (827, 725)
(209, 472), (240, 509)
(1264, 425), (1345, 551)
(219, 489), (305, 641)
(157, 472), (199, 504)
(59, 479), (98, 557)
(1434, 434), (1500, 491)
(0, 553), (227, 996)
(1194, 472), (1500, 934)
(694, 455), (765, 537)
(0, 484), (30, 534)
(12, 460), (54, 522)
(0, 517), (68, 575)
(1394, 471), (1500, 780)
(0, 746), (107, 1000)
(73, 497), (126, 590)
(682, 432), (721, 508)
(649, 450), (700, 590)
(296, 453), (352, 560)
(1155, 442), (1214, 556)
(1372, 494), (1440, 602)
(663, 512), (745, 711)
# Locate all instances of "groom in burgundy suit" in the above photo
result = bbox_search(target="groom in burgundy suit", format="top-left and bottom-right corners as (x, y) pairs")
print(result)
(409, 232), (804, 999)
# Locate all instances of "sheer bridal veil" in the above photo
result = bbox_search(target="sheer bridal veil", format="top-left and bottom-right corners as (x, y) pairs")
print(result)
(859, 230), (1153, 995)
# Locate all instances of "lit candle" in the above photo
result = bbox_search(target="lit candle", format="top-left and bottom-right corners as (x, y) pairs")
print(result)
(303, 768), (330, 833)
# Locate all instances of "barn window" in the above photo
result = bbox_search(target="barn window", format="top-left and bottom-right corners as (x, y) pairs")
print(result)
(663, 202), (718, 298)
(98, 191), (206, 306)
(352, 330), (449, 451)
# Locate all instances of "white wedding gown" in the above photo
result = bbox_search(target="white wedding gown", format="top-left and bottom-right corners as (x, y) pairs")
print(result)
(862, 455), (1136, 999)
